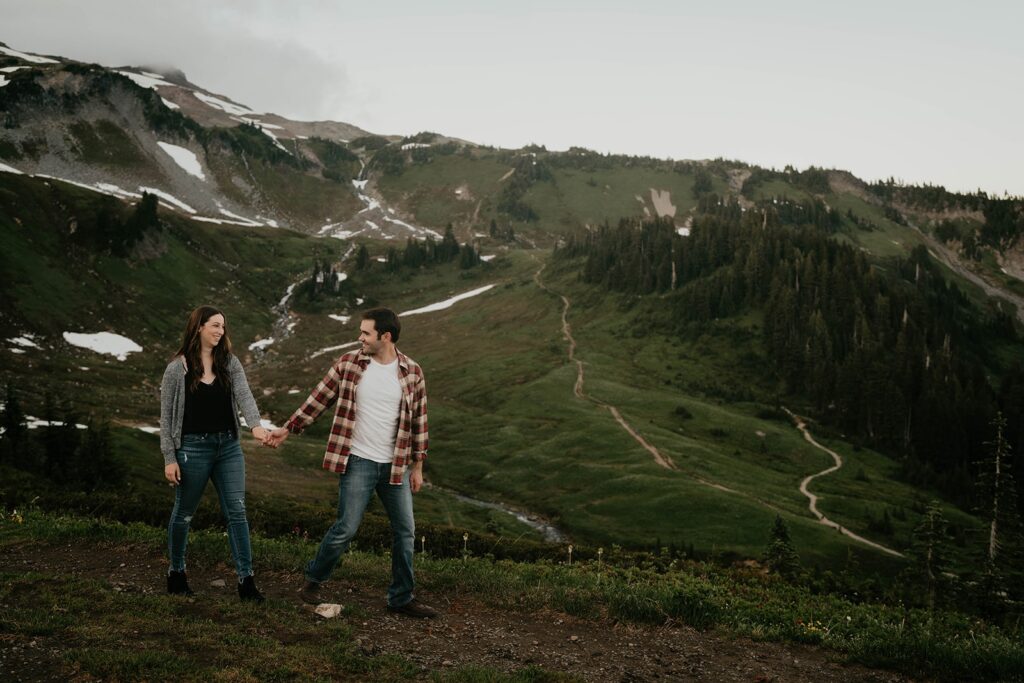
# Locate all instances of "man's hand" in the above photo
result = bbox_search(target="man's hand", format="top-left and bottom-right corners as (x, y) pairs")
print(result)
(265, 427), (290, 449)
(409, 462), (424, 493)
(164, 462), (181, 486)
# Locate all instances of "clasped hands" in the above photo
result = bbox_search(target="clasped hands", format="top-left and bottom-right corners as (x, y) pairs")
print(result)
(252, 425), (290, 449)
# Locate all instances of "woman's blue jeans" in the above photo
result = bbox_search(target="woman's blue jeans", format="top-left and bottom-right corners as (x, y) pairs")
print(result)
(305, 455), (415, 607)
(167, 431), (254, 579)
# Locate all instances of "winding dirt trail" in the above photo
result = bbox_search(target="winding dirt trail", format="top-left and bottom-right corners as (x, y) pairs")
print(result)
(784, 409), (904, 558)
(533, 264), (784, 501)
(533, 261), (912, 556)
(533, 264), (678, 472)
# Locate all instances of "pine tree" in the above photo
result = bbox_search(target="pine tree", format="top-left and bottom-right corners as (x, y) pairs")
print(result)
(355, 244), (369, 270)
(0, 384), (27, 463)
(907, 500), (948, 611)
(438, 224), (459, 262)
(974, 411), (1023, 612)
(79, 419), (124, 491)
(763, 515), (801, 578)
(458, 243), (479, 270)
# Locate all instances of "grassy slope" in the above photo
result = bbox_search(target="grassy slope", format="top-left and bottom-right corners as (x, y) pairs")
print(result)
(249, 248), (976, 574)
(0, 168), (1005, 572)
(376, 153), (730, 239)
(0, 174), (546, 542)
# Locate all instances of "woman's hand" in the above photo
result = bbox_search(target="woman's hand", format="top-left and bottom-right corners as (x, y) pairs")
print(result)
(165, 462), (181, 486)
(251, 426), (270, 444)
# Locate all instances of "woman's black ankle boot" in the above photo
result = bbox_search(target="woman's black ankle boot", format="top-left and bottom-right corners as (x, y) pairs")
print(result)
(167, 570), (194, 596)
(238, 575), (265, 603)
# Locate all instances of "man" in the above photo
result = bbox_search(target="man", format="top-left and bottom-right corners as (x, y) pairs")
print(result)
(267, 307), (436, 618)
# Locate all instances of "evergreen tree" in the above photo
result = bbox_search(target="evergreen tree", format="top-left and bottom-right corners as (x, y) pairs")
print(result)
(0, 384), (27, 463)
(907, 500), (949, 611)
(458, 243), (480, 269)
(692, 167), (713, 198)
(385, 247), (400, 273)
(78, 418), (124, 491)
(978, 412), (1021, 564)
(355, 244), (369, 270)
(763, 515), (801, 578)
(438, 224), (460, 263)
(974, 411), (1023, 612)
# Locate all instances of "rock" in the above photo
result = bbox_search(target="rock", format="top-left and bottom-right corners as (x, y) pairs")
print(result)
(210, 579), (226, 588)
(314, 603), (343, 619)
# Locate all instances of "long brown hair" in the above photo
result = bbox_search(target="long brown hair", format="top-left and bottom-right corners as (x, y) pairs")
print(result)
(174, 305), (233, 391)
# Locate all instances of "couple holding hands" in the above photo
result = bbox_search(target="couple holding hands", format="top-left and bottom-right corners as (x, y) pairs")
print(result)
(159, 305), (436, 618)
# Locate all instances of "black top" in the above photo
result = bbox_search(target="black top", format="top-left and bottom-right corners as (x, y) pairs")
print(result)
(181, 377), (235, 435)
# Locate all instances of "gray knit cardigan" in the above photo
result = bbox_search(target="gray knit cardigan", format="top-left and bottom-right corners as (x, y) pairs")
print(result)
(159, 355), (263, 465)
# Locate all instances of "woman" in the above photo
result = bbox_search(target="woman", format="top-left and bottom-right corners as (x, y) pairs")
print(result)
(159, 305), (269, 602)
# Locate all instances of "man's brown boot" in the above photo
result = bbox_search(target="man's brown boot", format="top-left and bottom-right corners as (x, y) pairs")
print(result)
(298, 580), (321, 605)
(387, 598), (438, 619)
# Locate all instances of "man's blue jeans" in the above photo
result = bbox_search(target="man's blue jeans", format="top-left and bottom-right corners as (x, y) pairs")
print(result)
(167, 431), (254, 579)
(305, 455), (415, 607)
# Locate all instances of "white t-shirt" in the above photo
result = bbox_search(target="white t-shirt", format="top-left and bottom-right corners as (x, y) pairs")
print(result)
(350, 358), (402, 463)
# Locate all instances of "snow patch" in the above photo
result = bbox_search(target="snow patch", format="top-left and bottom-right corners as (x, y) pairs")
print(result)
(137, 426), (161, 434)
(25, 417), (88, 430)
(401, 285), (495, 316)
(310, 341), (360, 359)
(160, 97), (180, 110)
(194, 91), (251, 116)
(382, 215), (443, 239)
(95, 182), (141, 200)
(279, 282), (298, 309)
(480, 254), (496, 262)
(0, 46), (58, 64)
(330, 230), (362, 240)
(219, 208), (261, 226)
(116, 70), (172, 89)
(249, 338), (275, 352)
(357, 193), (381, 212)
(8, 335), (40, 349)
(35, 174), (134, 199)
(0, 161), (24, 175)
(191, 216), (255, 227)
(328, 314), (351, 324)
(352, 179), (368, 190)
(157, 142), (205, 180)
(63, 332), (142, 361)
(0, 66), (30, 73)
(138, 186), (196, 213)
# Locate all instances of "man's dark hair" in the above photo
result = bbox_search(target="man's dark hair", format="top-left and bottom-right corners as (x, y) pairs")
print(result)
(363, 307), (401, 343)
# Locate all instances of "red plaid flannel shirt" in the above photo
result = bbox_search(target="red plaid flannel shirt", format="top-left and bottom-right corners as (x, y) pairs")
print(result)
(285, 349), (428, 485)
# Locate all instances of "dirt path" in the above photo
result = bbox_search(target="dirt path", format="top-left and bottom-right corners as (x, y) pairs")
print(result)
(785, 409), (904, 558)
(0, 539), (908, 683)
(533, 263), (678, 471)
(533, 263), (802, 504)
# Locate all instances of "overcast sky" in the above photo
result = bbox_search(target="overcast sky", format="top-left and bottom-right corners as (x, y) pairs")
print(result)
(3, 0), (1022, 195)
